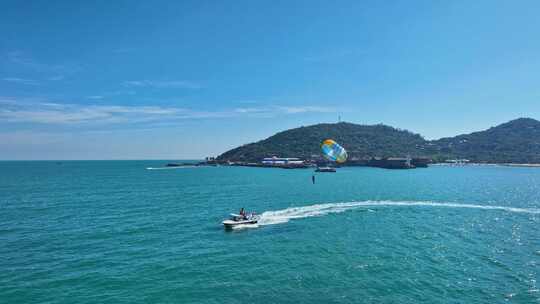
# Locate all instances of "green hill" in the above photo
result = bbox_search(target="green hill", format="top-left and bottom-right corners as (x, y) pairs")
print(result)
(216, 118), (540, 164)
(217, 122), (428, 162)
(429, 118), (540, 163)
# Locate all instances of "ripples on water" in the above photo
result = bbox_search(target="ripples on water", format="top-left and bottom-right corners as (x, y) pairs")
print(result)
(1, 162), (539, 303)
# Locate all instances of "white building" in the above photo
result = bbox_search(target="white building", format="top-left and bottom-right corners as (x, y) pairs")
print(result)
(261, 157), (304, 166)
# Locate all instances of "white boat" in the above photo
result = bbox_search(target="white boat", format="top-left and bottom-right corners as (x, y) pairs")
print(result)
(222, 213), (260, 228)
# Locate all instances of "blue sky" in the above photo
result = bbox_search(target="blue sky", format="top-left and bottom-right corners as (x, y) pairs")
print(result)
(1, 1), (539, 159)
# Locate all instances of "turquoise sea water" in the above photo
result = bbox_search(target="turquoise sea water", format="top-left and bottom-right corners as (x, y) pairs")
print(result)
(1, 161), (539, 303)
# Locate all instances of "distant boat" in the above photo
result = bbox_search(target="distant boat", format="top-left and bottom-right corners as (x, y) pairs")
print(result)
(315, 166), (336, 172)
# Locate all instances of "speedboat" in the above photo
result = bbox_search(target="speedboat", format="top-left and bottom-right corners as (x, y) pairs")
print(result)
(315, 166), (336, 172)
(222, 213), (260, 229)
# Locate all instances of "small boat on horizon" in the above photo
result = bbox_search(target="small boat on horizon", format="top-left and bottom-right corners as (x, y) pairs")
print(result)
(315, 166), (336, 172)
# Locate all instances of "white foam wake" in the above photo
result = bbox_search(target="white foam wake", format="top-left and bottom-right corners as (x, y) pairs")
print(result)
(257, 200), (540, 226)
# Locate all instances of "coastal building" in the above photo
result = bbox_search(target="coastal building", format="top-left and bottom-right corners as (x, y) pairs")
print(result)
(262, 157), (304, 166)
(368, 157), (415, 169)
(445, 159), (470, 165)
(345, 156), (370, 166)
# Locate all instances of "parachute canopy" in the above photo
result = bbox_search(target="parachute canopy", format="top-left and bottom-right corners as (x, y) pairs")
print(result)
(321, 139), (348, 163)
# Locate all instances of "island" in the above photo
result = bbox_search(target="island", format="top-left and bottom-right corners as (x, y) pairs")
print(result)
(206, 118), (540, 169)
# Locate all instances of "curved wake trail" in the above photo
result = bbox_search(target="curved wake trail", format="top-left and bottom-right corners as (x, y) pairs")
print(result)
(257, 201), (540, 226)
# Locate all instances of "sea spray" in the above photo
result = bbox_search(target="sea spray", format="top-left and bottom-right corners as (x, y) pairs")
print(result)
(257, 200), (540, 226)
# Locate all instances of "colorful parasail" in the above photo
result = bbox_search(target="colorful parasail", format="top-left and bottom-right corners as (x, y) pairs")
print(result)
(321, 139), (348, 163)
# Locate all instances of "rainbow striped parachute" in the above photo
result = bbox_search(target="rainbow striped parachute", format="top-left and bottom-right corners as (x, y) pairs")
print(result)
(321, 139), (348, 163)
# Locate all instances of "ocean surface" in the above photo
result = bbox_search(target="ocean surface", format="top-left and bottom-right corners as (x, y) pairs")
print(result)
(1, 161), (539, 303)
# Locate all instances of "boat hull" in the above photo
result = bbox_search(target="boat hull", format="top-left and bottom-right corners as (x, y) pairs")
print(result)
(222, 217), (260, 229)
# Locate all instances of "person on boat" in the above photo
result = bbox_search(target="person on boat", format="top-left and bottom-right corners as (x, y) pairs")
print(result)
(239, 208), (246, 219)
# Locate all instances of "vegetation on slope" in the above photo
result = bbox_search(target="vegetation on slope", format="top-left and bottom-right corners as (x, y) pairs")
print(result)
(429, 118), (540, 163)
(217, 118), (540, 164)
(217, 122), (428, 162)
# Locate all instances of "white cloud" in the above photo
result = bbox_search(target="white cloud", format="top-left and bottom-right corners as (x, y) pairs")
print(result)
(234, 105), (335, 115)
(277, 106), (335, 114)
(0, 103), (188, 124)
(87, 95), (104, 100)
(234, 107), (268, 114)
(6, 51), (80, 74)
(0, 108), (109, 124)
(123, 80), (202, 89)
(0, 98), (337, 125)
(0, 97), (19, 104)
(2, 77), (40, 85)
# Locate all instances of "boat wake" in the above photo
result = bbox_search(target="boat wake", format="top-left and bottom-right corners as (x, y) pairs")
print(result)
(230, 223), (260, 230)
(257, 200), (540, 226)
